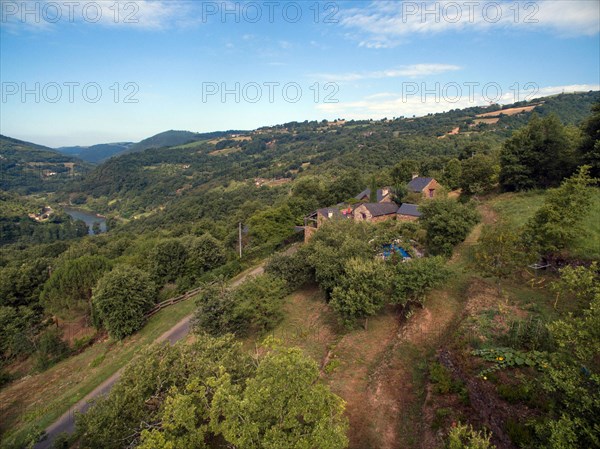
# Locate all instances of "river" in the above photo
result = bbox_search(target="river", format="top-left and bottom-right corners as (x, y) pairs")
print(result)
(63, 207), (107, 235)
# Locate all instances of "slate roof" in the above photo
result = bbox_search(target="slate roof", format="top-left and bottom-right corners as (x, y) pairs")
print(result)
(355, 188), (371, 201)
(317, 208), (343, 218)
(359, 202), (399, 217)
(397, 203), (422, 217)
(355, 188), (391, 202)
(407, 177), (434, 192)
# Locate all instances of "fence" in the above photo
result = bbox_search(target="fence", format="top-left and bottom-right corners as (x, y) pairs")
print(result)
(144, 286), (204, 318)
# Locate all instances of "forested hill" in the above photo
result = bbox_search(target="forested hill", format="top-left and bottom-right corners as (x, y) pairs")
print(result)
(123, 129), (246, 154)
(0, 135), (91, 193)
(57, 142), (134, 164)
(68, 91), (599, 220)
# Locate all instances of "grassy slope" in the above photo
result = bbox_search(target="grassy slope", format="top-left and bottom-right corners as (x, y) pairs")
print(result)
(489, 188), (600, 260)
(0, 299), (196, 446)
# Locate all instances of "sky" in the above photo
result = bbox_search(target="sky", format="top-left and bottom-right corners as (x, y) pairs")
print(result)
(1, 0), (599, 147)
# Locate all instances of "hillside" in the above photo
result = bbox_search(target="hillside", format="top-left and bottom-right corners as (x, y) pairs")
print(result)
(70, 91), (598, 220)
(56, 142), (134, 164)
(0, 91), (598, 449)
(0, 135), (91, 194)
(123, 129), (245, 154)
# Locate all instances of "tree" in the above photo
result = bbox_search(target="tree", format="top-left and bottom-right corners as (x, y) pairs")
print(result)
(442, 158), (462, 191)
(578, 102), (600, 178)
(523, 166), (596, 256)
(92, 266), (156, 339)
(391, 256), (450, 307)
(194, 275), (287, 337)
(211, 345), (349, 449)
(186, 233), (227, 278)
(475, 223), (529, 293)
(500, 114), (578, 191)
(248, 204), (296, 249)
(460, 153), (499, 195)
(391, 159), (419, 185)
(40, 255), (111, 316)
(419, 199), (480, 256)
(77, 334), (252, 449)
(330, 258), (390, 328)
(264, 248), (314, 292)
(329, 170), (365, 203)
(306, 220), (374, 295)
(151, 239), (187, 283)
(535, 264), (600, 449)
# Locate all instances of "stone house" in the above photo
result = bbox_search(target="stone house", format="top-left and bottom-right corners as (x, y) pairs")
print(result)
(396, 203), (422, 222)
(407, 176), (441, 199)
(353, 202), (399, 223)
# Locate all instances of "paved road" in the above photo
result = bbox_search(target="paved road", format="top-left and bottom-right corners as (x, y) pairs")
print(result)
(34, 264), (266, 449)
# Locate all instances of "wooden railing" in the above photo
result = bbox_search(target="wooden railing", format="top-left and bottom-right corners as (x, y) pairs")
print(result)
(144, 286), (204, 318)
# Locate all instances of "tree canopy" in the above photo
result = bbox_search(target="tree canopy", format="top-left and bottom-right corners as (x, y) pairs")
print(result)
(92, 265), (156, 339)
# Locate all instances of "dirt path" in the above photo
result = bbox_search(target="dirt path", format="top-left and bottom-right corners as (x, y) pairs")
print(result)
(330, 204), (494, 449)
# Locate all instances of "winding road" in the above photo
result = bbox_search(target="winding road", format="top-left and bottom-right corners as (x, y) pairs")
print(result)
(34, 264), (265, 449)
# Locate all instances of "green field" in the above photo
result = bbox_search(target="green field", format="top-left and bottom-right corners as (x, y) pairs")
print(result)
(489, 188), (600, 260)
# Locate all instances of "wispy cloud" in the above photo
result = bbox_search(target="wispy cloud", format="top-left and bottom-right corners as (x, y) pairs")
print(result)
(340, 1), (600, 48)
(315, 84), (600, 119)
(1, 0), (197, 32)
(313, 63), (461, 82)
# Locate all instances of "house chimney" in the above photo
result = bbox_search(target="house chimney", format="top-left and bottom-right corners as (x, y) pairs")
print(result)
(412, 173), (419, 179)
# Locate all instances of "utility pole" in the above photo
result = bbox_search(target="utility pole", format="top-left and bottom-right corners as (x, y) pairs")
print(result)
(238, 222), (243, 258)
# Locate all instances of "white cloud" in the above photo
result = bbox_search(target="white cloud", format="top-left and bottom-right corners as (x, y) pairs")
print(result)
(315, 83), (600, 119)
(313, 63), (461, 82)
(1, 1), (198, 32)
(340, 1), (600, 48)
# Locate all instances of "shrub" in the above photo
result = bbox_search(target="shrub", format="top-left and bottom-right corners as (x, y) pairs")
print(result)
(419, 199), (480, 256)
(446, 422), (496, 449)
(34, 328), (70, 371)
(265, 249), (314, 292)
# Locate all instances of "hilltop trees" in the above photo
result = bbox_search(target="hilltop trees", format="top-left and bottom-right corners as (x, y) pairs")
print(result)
(499, 114), (578, 191)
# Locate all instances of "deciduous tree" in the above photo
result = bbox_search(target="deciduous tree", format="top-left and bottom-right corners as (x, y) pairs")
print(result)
(92, 265), (156, 339)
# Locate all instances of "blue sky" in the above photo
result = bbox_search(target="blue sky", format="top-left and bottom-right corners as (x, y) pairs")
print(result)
(1, 0), (599, 147)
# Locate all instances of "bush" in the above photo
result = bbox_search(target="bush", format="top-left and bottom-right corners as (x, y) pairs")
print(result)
(505, 418), (534, 447)
(429, 362), (455, 394)
(194, 275), (287, 337)
(264, 249), (314, 292)
(446, 422), (496, 449)
(34, 328), (70, 371)
(419, 199), (480, 256)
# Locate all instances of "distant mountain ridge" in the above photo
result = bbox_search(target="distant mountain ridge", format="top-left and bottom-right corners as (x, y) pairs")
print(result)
(0, 135), (90, 193)
(54, 130), (247, 162)
(57, 142), (135, 163)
